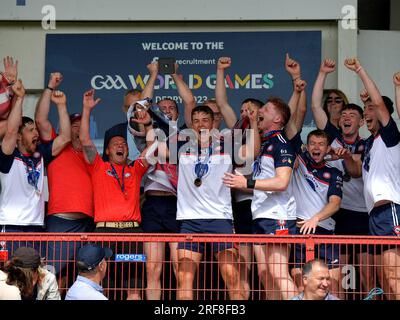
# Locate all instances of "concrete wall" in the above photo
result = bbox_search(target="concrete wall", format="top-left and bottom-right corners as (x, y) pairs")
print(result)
(2, 0), (356, 21)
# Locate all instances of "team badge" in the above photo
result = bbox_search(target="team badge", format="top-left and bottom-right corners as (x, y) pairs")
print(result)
(323, 172), (331, 179)
(394, 226), (400, 236)
(267, 145), (273, 152)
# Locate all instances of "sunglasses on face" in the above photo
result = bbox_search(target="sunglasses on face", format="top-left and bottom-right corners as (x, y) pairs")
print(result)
(326, 97), (344, 104)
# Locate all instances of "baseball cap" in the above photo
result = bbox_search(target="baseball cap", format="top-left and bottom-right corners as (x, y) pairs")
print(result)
(69, 113), (82, 124)
(12, 247), (41, 269)
(77, 244), (113, 271)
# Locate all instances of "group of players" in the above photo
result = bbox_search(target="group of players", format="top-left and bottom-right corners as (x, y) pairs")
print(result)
(1, 53), (400, 300)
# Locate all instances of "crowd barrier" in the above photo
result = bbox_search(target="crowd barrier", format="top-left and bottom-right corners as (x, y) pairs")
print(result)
(1, 233), (399, 300)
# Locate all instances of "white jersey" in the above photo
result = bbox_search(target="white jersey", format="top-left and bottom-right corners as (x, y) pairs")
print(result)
(290, 133), (343, 231)
(251, 130), (297, 221)
(0, 144), (53, 226)
(362, 118), (400, 213)
(177, 142), (233, 220)
(324, 122), (367, 212)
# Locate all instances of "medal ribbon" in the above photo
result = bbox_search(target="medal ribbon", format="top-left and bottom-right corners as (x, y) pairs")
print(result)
(194, 144), (212, 181)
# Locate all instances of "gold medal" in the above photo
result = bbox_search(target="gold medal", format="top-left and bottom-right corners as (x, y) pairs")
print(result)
(194, 178), (202, 187)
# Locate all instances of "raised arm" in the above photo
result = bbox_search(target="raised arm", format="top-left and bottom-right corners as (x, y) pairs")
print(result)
(285, 78), (307, 140)
(2, 56), (18, 85)
(237, 103), (261, 162)
(1, 80), (24, 155)
(311, 59), (336, 129)
(171, 63), (196, 128)
(215, 57), (237, 129)
(141, 61), (158, 100)
(80, 89), (101, 164)
(50, 91), (71, 156)
(34, 72), (63, 140)
(345, 58), (390, 126)
(393, 72), (400, 118)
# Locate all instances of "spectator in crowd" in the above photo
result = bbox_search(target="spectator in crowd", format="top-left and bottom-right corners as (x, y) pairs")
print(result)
(2, 247), (60, 300)
(65, 243), (112, 300)
(141, 63), (195, 300)
(291, 259), (339, 300)
(339, 58), (400, 300)
(0, 81), (70, 245)
(0, 267), (21, 300)
(311, 59), (372, 296)
(216, 56), (264, 299)
(312, 57), (348, 129)
(79, 89), (152, 300)
(0, 56), (18, 139)
(34, 72), (95, 281)
(102, 61), (158, 162)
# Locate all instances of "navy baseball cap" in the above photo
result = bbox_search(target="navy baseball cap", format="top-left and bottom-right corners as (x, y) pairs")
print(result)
(77, 244), (113, 271)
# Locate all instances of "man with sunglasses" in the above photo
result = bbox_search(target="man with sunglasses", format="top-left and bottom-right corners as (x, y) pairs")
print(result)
(0, 80), (71, 240)
(311, 59), (372, 295)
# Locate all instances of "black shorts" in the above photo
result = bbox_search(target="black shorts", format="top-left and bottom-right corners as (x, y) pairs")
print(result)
(94, 226), (145, 296)
(292, 226), (339, 269)
(232, 200), (253, 234)
(333, 208), (369, 253)
(141, 195), (180, 233)
(368, 202), (400, 254)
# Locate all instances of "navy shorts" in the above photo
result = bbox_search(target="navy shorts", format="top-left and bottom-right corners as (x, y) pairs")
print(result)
(44, 215), (95, 276)
(178, 219), (235, 254)
(369, 202), (400, 254)
(94, 226), (145, 295)
(232, 200), (253, 234)
(292, 226), (339, 269)
(333, 208), (369, 253)
(252, 218), (297, 235)
(141, 195), (180, 233)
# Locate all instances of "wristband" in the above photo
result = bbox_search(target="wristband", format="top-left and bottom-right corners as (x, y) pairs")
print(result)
(46, 86), (54, 91)
(292, 76), (300, 82)
(355, 66), (363, 73)
(246, 178), (256, 189)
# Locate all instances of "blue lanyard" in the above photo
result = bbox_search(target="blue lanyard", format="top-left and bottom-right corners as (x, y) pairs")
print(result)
(21, 155), (40, 190)
(110, 164), (125, 194)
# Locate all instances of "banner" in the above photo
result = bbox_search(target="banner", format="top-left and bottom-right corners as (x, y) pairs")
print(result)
(45, 31), (321, 145)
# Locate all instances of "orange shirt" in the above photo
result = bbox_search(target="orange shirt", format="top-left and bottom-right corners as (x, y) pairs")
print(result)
(47, 144), (94, 217)
(88, 154), (147, 223)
